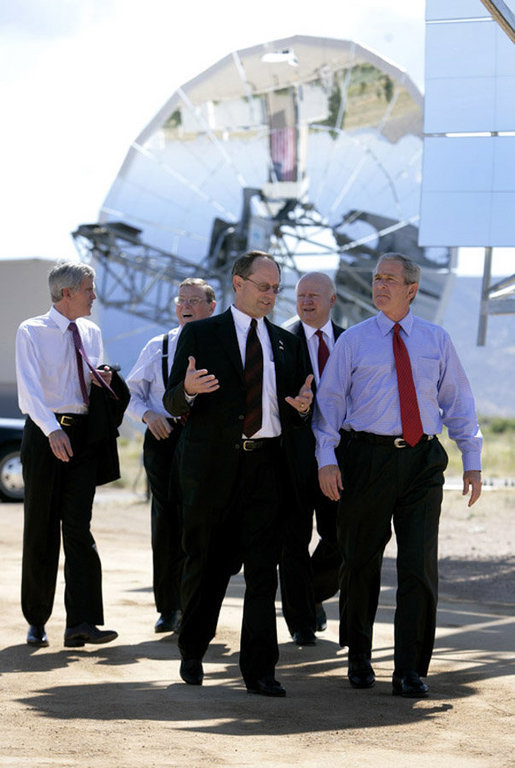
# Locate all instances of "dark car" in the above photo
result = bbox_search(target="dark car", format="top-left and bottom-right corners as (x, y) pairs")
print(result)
(0, 417), (25, 502)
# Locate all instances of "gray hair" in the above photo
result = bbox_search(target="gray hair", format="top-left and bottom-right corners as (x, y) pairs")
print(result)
(48, 261), (95, 303)
(179, 277), (216, 304)
(376, 253), (420, 285)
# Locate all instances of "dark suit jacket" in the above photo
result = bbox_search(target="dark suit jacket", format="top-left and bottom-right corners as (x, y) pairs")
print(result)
(287, 320), (344, 392)
(163, 308), (312, 509)
(286, 319), (344, 506)
(88, 368), (130, 486)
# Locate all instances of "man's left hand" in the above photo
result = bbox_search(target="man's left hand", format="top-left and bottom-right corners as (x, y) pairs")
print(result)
(285, 374), (314, 414)
(91, 366), (113, 387)
(463, 469), (482, 507)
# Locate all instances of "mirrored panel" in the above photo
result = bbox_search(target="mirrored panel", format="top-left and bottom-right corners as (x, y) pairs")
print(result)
(73, 35), (452, 371)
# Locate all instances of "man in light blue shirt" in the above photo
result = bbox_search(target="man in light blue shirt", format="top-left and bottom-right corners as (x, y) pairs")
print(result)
(313, 252), (482, 698)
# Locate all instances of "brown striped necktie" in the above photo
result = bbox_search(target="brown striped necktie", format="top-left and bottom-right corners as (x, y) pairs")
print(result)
(243, 318), (263, 437)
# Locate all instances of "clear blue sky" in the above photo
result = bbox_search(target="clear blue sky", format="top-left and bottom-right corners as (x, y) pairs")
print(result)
(0, 0), (512, 276)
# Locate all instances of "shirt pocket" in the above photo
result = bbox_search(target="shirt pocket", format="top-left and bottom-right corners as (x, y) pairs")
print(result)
(415, 357), (440, 399)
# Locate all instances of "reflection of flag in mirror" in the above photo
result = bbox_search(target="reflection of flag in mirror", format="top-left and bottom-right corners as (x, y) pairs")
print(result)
(267, 89), (298, 182)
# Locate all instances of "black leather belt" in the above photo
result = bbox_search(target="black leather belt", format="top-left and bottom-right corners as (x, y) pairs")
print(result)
(345, 430), (434, 449)
(240, 437), (280, 452)
(56, 413), (88, 427)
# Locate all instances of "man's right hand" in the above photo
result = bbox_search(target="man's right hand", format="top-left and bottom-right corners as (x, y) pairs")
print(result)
(49, 429), (73, 462)
(318, 464), (343, 501)
(143, 411), (172, 440)
(184, 355), (220, 396)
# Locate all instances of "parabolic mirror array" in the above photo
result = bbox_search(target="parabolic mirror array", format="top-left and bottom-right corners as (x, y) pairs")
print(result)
(72, 35), (453, 369)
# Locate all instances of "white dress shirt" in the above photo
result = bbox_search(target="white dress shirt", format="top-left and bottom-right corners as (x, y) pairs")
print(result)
(301, 319), (335, 386)
(230, 305), (281, 438)
(16, 305), (104, 436)
(126, 327), (181, 422)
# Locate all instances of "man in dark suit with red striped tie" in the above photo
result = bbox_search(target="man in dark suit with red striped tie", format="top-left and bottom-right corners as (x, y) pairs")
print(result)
(280, 272), (344, 646)
(164, 251), (313, 697)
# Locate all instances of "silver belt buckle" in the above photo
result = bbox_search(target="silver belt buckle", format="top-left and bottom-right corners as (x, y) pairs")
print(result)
(394, 437), (407, 448)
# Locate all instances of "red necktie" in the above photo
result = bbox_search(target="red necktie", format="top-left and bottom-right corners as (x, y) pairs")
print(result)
(243, 318), (263, 437)
(315, 329), (330, 377)
(68, 322), (118, 405)
(392, 323), (423, 447)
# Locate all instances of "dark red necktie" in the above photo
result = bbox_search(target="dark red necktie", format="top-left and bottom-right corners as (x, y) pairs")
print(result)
(315, 329), (330, 377)
(392, 323), (423, 446)
(243, 318), (263, 437)
(68, 322), (118, 405)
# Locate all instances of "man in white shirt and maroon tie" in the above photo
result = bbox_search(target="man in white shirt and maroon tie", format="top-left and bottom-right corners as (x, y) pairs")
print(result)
(280, 272), (344, 645)
(314, 253), (482, 697)
(16, 261), (122, 649)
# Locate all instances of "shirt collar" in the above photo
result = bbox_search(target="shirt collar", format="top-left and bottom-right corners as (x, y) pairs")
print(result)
(50, 305), (74, 335)
(231, 304), (265, 333)
(302, 319), (333, 342)
(376, 309), (414, 336)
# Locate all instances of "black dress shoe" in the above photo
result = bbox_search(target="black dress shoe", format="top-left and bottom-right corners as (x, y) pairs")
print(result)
(292, 628), (317, 646)
(246, 676), (286, 697)
(392, 671), (429, 698)
(315, 603), (327, 632)
(180, 658), (203, 685)
(155, 609), (182, 634)
(64, 622), (118, 648)
(348, 653), (375, 688)
(27, 624), (49, 647)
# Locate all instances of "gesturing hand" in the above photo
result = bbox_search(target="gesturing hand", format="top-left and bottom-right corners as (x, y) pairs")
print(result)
(184, 356), (220, 396)
(285, 373), (314, 414)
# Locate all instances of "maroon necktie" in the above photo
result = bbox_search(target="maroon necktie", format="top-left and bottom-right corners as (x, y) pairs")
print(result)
(315, 329), (330, 377)
(392, 323), (423, 446)
(68, 322), (118, 405)
(243, 318), (263, 437)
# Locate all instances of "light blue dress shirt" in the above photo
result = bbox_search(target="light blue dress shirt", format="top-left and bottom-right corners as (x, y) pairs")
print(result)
(313, 310), (482, 472)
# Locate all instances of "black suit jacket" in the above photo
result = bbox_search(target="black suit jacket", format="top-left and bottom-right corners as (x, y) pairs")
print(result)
(287, 320), (344, 392)
(285, 319), (344, 505)
(163, 308), (312, 508)
(88, 368), (130, 486)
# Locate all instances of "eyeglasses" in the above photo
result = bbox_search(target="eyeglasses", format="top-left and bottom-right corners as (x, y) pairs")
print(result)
(243, 276), (281, 294)
(174, 296), (208, 306)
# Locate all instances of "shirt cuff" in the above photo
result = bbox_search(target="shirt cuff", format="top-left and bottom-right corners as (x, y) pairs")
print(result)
(316, 447), (338, 469)
(461, 452), (482, 472)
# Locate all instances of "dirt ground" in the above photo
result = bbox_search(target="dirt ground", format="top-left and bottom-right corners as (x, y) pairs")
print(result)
(1, 482), (513, 768)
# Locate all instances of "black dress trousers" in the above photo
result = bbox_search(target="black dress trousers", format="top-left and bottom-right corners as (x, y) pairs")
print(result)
(143, 421), (184, 615)
(337, 435), (448, 676)
(178, 439), (284, 685)
(21, 416), (103, 628)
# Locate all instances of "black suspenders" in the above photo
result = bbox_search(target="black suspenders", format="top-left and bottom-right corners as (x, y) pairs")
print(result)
(161, 331), (171, 388)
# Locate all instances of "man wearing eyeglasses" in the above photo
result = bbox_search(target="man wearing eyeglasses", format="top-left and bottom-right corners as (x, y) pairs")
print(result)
(126, 278), (216, 634)
(164, 251), (313, 697)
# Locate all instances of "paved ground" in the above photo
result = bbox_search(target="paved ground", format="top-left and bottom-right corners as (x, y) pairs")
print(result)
(0, 486), (513, 767)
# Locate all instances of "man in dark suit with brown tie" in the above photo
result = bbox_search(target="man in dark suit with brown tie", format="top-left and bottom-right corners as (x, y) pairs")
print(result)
(163, 251), (313, 697)
(280, 272), (344, 645)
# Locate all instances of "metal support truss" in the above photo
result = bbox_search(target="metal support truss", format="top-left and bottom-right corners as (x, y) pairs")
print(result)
(72, 196), (452, 330)
(477, 246), (515, 345)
